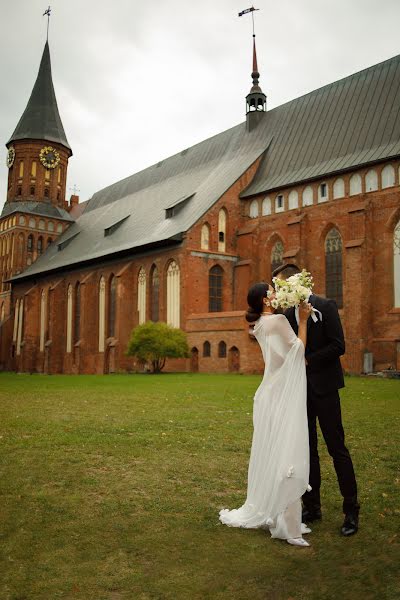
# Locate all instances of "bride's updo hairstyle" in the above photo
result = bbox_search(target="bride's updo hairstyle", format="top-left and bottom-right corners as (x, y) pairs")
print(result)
(245, 282), (271, 323)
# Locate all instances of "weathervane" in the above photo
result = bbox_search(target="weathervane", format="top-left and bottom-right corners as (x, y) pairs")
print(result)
(238, 5), (260, 38)
(43, 6), (51, 41)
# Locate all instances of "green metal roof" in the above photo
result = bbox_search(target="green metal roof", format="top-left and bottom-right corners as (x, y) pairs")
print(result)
(10, 53), (400, 283)
(241, 53), (400, 197)
(7, 42), (71, 153)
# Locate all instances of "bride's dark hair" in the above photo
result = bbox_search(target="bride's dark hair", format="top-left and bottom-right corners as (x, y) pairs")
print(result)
(245, 282), (271, 323)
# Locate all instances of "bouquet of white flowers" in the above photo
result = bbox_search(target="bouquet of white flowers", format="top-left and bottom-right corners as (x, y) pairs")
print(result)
(268, 269), (314, 310)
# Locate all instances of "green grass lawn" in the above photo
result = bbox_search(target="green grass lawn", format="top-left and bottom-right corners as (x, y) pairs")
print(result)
(0, 373), (399, 600)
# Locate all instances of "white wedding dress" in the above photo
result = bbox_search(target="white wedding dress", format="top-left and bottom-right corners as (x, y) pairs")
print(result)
(219, 314), (310, 540)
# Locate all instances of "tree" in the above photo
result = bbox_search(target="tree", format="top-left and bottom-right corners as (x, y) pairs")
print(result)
(126, 321), (190, 373)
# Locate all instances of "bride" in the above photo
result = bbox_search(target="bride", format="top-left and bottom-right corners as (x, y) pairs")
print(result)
(219, 281), (312, 547)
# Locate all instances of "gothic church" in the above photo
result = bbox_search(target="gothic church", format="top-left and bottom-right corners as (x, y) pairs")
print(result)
(0, 37), (399, 375)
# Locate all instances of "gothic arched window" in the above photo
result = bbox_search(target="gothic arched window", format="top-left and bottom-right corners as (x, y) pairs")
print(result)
(40, 289), (47, 352)
(394, 220), (400, 307)
(37, 236), (43, 255)
(333, 178), (345, 199)
(203, 341), (211, 357)
(74, 283), (81, 343)
(249, 200), (259, 218)
(108, 275), (117, 337)
(325, 228), (343, 308)
(27, 234), (33, 252)
(66, 285), (73, 353)
(218, 341), (227, 358)
(201, 224), (210, 250)
(98, 276), (106, 352)
(209, 265), (223, 312)
(271, 240), (284, 273)
(382, 164), (395, 188)
(137, 267), (146, 324)
(167, 260), (180, 327)
(150, 266), (159, 322)
(218, 209), (227, 252)
(262, 197), (272, 215)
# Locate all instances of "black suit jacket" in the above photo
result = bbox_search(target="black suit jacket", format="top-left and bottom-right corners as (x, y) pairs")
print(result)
(285, 294), (345, 395)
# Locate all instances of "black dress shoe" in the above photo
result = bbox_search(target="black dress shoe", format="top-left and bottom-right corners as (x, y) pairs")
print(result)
(341, 513), (359, 536)
(302, 508), (322, 523)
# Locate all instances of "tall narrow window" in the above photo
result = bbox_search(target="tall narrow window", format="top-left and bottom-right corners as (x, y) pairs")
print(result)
(40, 289), (47, 352)
(394, 220), (400, 307)
(333, 178), (345, 199)
(98, 276), (106, 352)
(19, 161), (24, 178)
(66, 285), (73, 353)
(13, 299), (20, 343)
(365, 170), (378, 192)
(262, 197), (272, 215)
(218, 341), (227, 358)
(302, 186), (313, 206)
(382, 164), (395, 188)
(27, 234), (33, 252)
(150, 266), (159, 322)
(349, 174), (362, 196)
(16, 299), (24, 356)
(108, 276), (117, 337)
(249, 200), (259, 218)
(288, 190), (299, 209)
(325, 228), (343, 309)
(271, 240), (284, 273)
(201, 224), (210, 250)
(31, 161), (37, 177)
(275, 195), (284, 212)
(218, 209), (227, 252)
(209, 265), (223, 312)
(167, 260), (180, 327)
(74, 283), (81, 343)
(203, 341), (211, 357)
(137, 267), (146, 324)
(37, 236), (43, 255)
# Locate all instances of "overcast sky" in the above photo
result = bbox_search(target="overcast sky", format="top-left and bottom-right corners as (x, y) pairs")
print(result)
(1, 0), (399, 212)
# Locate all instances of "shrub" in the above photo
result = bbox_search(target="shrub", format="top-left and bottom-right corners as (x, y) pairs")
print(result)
(126, 321), (190, 373)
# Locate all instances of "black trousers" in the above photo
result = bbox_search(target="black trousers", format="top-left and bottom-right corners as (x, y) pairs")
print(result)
(302, 385), (359, 515)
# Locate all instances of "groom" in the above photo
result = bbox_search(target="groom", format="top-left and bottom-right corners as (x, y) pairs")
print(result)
(272, 263), (360, 536)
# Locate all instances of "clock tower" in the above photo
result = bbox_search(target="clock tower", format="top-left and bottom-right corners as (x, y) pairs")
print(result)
(5, 41), (72, 208)
(0, 39), (74, 352)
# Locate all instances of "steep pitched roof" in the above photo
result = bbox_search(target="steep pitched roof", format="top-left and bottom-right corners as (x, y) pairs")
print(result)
(10, 53), (400, 283)
(11, 123), (271, 281)
(241, 53), (400, 197)
(7, 42), (71, 152)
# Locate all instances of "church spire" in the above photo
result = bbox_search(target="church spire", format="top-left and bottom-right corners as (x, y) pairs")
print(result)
(7, 41), (71, 153)
(246, 35), (266, 118)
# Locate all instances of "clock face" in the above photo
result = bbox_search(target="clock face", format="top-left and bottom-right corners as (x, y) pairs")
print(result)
(39, 145), (60, 169)
(6, 147), (15, 168)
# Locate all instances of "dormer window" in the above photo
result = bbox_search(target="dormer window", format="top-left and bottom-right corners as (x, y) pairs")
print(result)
(104, 215), (130, 237)
(165, 193), (194, 219)
(57, 231), (80, 251)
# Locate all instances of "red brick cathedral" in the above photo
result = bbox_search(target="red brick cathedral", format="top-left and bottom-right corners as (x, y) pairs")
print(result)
(0, 38), (399, 375)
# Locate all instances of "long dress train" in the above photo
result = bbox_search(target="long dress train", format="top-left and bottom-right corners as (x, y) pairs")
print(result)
(219, 314), (310, 540)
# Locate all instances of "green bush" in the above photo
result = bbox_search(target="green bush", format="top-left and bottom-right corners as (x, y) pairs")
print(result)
(126, 321), (190, 373)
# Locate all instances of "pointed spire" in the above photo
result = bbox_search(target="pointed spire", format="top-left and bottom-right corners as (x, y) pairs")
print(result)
(7, 41), (71, 153)
(252, 36), (258, 77)
(246, 35), (266, 130)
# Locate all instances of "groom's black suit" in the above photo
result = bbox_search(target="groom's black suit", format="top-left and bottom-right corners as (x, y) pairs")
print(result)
(285, 294), (359, 516)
